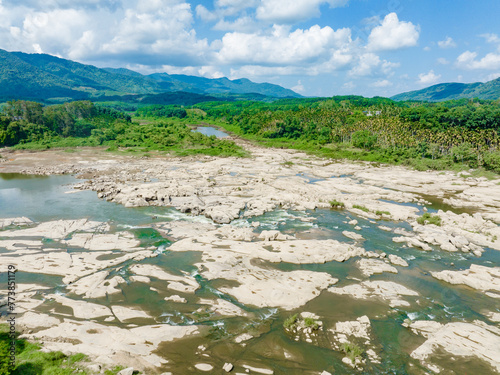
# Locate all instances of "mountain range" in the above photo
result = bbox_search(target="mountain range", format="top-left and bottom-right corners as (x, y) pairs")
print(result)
(391, 78), (500, 102)
(0, 49), (300, 102)
(2, 48), (500, 103)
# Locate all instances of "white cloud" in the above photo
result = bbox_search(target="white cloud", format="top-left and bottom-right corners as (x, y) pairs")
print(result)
(195, 4), (217, 22)
(437, 57), (449, 65)
(256, 0), (348, 24)
(437, 36), (456, 49)
(485, 72), (500, 81)
(291, 80), (305, 93)
(481, 33), (500, 44)
(456, 50), (500, 70)
(372, 79), (392, 87)
(417, 70), (441, 85)
(367, 13), (419, 51)
(348, 52), (399, 77)
(213, 16), (256, 32)
(217, 24), (352, 66)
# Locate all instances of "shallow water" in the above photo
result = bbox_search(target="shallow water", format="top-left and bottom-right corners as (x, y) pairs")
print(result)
(1, 173), (499, 374)
(192, 126), (230, 138)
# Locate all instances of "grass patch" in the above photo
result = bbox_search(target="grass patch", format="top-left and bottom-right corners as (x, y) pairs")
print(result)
(352, 204), (370, 213)
(0, 323), (90, 375)
(416, 212), (442, 226)
(303, 317), (319, 330)
(329, 200), (345, 208)
(283, 314), (299, 330)
(340, 342), (364, 362)
(375, 210), (390, 216)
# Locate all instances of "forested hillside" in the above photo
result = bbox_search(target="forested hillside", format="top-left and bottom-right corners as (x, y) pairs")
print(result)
(0, 49), (299, 102)
(392, 77), (500, 102)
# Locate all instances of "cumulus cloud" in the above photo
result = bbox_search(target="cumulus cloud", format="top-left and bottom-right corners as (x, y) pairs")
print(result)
(372, 79), (392, 87)
(291, 80), (305, 93)
(217, 24), (352, 65)
(256, 0), (348, 24)
(456, 50), (500, 70)
(437, 36), (456, 49)
(348, 53), (399, 77)
(367, 13), (419, 51)
(481, 33), (500, 44)
(437, 57), (449, 65)
(0, 0), (211, 67)
(485, 72), (500, 81)
(417, 70), (441, 85)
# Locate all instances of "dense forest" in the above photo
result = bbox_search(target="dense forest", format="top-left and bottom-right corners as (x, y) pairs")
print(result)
(194, 96), (500, 172)
(1, 96), (499, 173)
(0, 100), (245, 157)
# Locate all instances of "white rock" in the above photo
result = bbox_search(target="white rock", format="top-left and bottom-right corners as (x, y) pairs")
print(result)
(223, 362), (234, 372)
(195, 363), (214, 371)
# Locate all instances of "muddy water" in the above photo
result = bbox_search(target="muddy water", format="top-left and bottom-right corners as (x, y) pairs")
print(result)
(1, 173), (499, 374)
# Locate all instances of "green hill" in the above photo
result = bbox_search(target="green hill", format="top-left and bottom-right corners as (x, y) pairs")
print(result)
(0, 49), (300, 102)
(392, 78), (500, 102)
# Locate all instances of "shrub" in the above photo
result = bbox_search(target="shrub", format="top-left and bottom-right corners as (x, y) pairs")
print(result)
(303, 317), (319, 330)
(375, 210), (390, 216)
(352, 204), (369, 213)
(340, 342), (364, 361)
(283, 314), (298, 330)
(416, 212), (442, 226)
(329, 200), (345, 208)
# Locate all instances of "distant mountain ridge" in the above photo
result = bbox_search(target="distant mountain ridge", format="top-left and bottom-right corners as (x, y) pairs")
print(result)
(0, 49), (300, 102)
(391, 78), (500, 102)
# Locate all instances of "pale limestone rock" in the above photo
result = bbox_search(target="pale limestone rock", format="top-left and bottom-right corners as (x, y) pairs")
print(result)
(129, 264), (199, 293)
(258, 230), (294, 241)
(356, 258), (398, 277)
(431, 265), (500, 293)
(17, 311), (61, 329)
(342, 231), (364, 241)
(19, 316), (198, 370)
(410, 320), (500, 373)
(197, 298), (248, 317)
(388, 254), (409, 267)
(118, 368), (134, 375)
(111, 306), (152, 322)
(62, 232), (141, 251)
(328, 280), (418, 307)
(68, 271), (126, 299)
(195, 363), (214, 371)
(49, 294), (112, 319)
(164, 295), (187, 303)
(223, 363), (234, 372)
(0, 217), (33, 229)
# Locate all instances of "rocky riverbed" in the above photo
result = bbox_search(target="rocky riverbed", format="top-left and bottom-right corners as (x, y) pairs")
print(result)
(1, 143), (500, 374)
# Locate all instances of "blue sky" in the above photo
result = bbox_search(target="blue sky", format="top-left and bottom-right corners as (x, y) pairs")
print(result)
(1, 0), (499, 97)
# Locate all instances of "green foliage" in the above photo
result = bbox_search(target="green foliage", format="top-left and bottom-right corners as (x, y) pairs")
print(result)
(392, 78), (500, 102)
(417, 212), (442, 226)
(283, 314), (299, 330)
(351, 130), (378, 150)
(0, 324), (89, 375)
(352, 204), (370, 213)
(375, 210), (390, 216)
(329, 200), (345, 208)
(303, 317), (319, 330)
(340, 342), (364, 362)
(104, 366), (126, 375)
(0, 101), (246, 158)
(136, 105), (187, 118)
